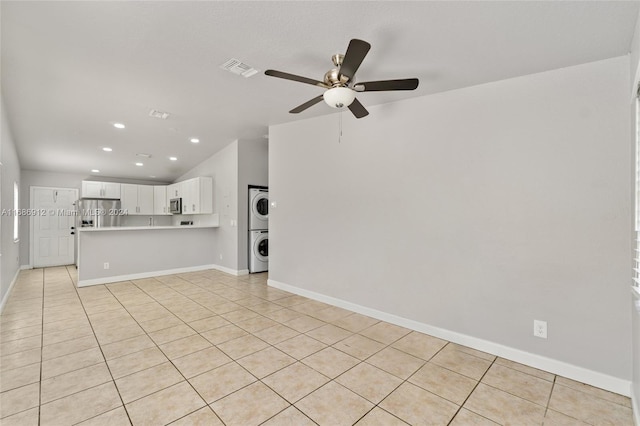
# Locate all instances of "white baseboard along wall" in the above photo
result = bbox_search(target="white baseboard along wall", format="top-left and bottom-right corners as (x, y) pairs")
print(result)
(268, 278), (632, 398)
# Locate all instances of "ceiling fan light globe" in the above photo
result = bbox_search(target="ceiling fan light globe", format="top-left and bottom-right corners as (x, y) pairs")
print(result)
(323, 87), (356, 109)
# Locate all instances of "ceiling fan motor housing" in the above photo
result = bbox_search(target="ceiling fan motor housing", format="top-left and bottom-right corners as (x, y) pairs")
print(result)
(324, 68), (350, 87)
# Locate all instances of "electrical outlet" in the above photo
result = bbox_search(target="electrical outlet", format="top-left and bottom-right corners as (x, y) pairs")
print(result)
(533, 320), (547, 339)
(103, 262), (109, 270)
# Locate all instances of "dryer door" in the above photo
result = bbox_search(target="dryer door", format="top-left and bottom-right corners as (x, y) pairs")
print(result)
(250, 189), (269, 229)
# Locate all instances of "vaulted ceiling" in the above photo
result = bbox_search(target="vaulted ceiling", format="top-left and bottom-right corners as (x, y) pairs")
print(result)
(2, 1), (638, 182)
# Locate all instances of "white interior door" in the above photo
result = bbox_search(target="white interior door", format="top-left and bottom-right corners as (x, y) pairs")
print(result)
(32, 187), (77, 267)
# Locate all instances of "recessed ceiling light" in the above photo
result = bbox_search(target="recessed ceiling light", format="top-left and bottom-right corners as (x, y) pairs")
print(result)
(113, 123), (125, 129)
(169, 156), (177, 161)
(135, 162), (143, 166)
(190, 138), (200, 143)
(91, 169), (100, 173)
(102, 147), (112, 152)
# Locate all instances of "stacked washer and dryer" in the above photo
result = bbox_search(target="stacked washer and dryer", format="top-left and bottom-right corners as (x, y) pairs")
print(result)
(248, 186), (269, 273)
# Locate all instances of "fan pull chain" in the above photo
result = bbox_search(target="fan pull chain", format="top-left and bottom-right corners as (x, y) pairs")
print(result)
(338, 111), (343, 143)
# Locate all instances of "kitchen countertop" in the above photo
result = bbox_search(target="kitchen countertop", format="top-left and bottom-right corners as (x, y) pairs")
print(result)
(78, 225), (218, 232)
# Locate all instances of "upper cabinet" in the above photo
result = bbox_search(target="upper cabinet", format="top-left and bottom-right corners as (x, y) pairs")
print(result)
(82, 178), (212, 215)
(153, 185), (170, 215)
(180, 177), (213, 214)
(167, 182), (183, 199)
(120, 184), (154, 215)
(81, 181), (121, 199)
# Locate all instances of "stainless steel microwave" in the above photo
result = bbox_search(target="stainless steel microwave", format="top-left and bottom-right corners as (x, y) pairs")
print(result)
(169, 198), (182, 214)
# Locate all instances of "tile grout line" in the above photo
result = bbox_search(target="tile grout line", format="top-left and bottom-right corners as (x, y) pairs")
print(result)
(353, 337), (452, 425)
(38, 267), (44, 426)
(542, 375), (558, 423)
(444, 347), (497, 425)
(132, 272), (344, 424)
(159, 272), (294, 425)
(148, 274), (300, 424)
(69, 265), (135, 426)
(284, 326), (419, 425)
(101, 276), (199, 423)
(87, 273), (452, 425)
(106, 274), (261, 425)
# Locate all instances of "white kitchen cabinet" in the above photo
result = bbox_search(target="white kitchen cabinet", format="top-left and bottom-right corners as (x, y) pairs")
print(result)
(153, 185), (170, 215)
(120, 184), (137, 213)
(167, 182), (183, 199)
(138, 185), (154, 214)
(180, 177), (213, 214)
(120, 184), (154, 215)
(81, 181), (121, 199)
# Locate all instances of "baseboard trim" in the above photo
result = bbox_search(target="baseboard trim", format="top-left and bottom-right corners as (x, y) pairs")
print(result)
(268, 278), (632, 397)
(0, 268), (21, 314)
(78, 264), (251, 286)
(20, 264), (32, 270)
(78, 264), (218, 287)
(212, 265), (249, 276)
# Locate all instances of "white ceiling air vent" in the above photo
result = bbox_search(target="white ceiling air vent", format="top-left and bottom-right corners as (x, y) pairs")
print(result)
(136, 153), (152, 158)
(149, 109), (170, 120)
(220, 58), (259, 78)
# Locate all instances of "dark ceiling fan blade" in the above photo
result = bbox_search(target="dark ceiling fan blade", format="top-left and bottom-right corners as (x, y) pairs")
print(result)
(265, 70), (329, 88)
(354, 78), (419, 92)
(339, 39), (371, 82)
(289, 95), (324, 114)
(348, 98), (369, 119)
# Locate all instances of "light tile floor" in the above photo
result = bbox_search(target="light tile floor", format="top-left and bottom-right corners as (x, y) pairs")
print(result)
(0, 266), (634, 425)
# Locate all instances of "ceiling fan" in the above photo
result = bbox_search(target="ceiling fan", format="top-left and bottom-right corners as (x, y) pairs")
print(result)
(265, 39), (419, 119)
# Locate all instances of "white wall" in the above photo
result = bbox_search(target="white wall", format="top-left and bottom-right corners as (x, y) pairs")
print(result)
(1, 95), (22, 307)
(178, 140), (238, 272)
(238, 138), (269, 271)
(629, 5), (640, 419)
(78, 227), (215, 285)
(269, 56), (632, 393)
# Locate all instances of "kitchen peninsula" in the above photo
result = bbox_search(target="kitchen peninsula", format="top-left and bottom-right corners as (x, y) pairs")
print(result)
(76, 177), (218, 287)
(77, 222), (218, 287)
